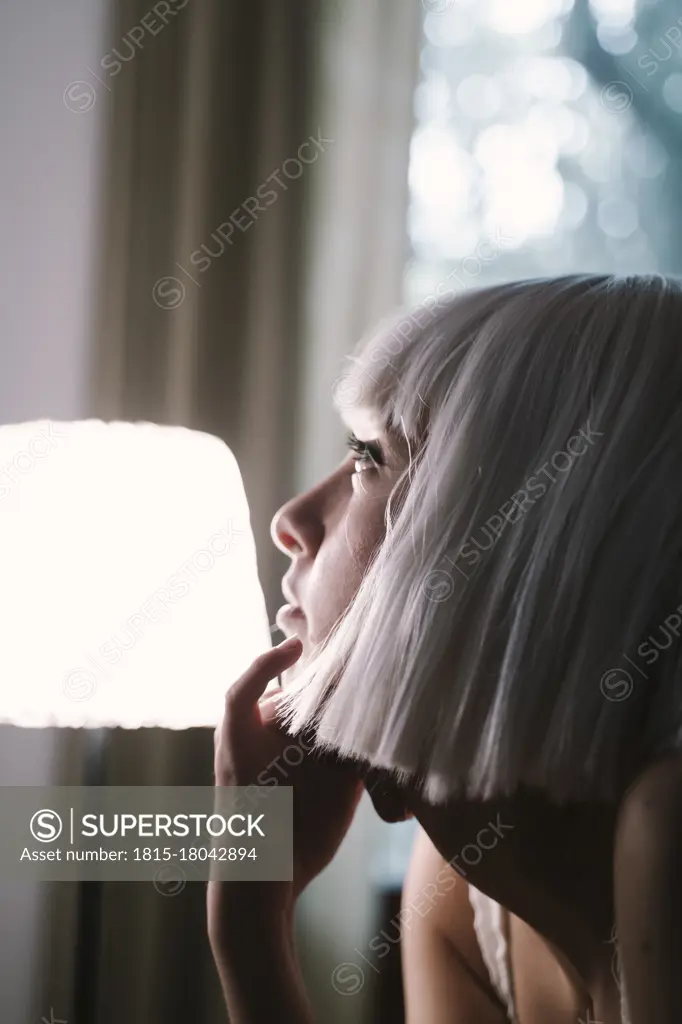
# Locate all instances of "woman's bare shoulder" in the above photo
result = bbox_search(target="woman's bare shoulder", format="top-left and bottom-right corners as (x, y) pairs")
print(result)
(402, 825), (475, 941)
(616, 749), (682, 855)
(613, 750), (682, 1023)
(401, 826), (509, 1023)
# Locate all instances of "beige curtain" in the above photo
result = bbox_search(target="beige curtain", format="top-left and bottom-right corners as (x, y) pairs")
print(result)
(88, 0), (316, 612)
(36, 1), (423, 1022)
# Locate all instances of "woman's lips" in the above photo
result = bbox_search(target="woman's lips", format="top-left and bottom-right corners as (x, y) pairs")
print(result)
(275, 603), (306, 633)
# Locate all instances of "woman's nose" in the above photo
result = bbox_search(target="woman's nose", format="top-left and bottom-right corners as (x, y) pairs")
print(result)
(270, 504), (303, 555)
(270, 491), (324, 558)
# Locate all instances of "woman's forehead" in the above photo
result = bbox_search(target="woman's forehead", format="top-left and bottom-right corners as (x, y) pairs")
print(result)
(338, 403), (384, 439)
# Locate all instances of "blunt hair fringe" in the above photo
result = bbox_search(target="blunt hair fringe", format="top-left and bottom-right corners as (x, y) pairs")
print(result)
(277, 273), (682, 805)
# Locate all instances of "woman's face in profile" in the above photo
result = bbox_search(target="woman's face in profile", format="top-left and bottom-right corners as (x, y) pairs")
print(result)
(270, 405), (408, 653)
(270, 402), (414, 820)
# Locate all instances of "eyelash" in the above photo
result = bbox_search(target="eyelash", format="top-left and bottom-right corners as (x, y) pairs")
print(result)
(345, 432), (384, 473)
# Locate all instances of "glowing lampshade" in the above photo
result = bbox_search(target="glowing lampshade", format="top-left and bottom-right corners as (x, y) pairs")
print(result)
(0, 420), (271, 728)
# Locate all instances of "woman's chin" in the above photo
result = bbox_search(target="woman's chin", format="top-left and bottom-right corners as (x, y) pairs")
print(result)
(364, 774), (414, 822)
(369, 796), (412, 823)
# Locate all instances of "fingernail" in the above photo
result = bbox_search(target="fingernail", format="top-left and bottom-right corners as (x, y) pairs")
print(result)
(276, 636), (302, 651)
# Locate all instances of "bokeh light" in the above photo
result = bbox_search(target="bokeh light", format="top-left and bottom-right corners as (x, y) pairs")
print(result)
(406, 0), (672, 291)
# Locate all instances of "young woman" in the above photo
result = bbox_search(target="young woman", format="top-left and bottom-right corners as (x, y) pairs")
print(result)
(208, 274), (682, 1023)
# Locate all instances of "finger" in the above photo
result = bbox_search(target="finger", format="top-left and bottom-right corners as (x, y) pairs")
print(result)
(226, 637), (302, 715)
(258, 692), (285, 727)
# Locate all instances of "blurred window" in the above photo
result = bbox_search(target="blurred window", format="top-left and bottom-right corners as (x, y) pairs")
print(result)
(406, 0), (682, 305)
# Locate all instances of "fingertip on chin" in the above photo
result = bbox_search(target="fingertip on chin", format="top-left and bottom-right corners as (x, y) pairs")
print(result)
(258, 695), (281, 724)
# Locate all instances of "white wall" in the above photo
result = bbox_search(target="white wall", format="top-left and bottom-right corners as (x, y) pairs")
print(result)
(0, 0), (106, 422)
(0, 0), (109, 1017)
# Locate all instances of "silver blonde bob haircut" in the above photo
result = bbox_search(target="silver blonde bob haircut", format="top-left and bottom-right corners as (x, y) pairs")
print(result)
(278, 274), (682, 805)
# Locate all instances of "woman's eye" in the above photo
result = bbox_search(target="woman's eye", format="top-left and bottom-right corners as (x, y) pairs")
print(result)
(345, 431), (384, 474)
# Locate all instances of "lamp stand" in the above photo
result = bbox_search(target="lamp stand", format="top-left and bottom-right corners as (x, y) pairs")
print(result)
(73, 727), (109, 1024)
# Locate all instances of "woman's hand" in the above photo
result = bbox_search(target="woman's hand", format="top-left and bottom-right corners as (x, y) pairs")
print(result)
(207, 636), (363, 1023)
(209, 636), (363, 939)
